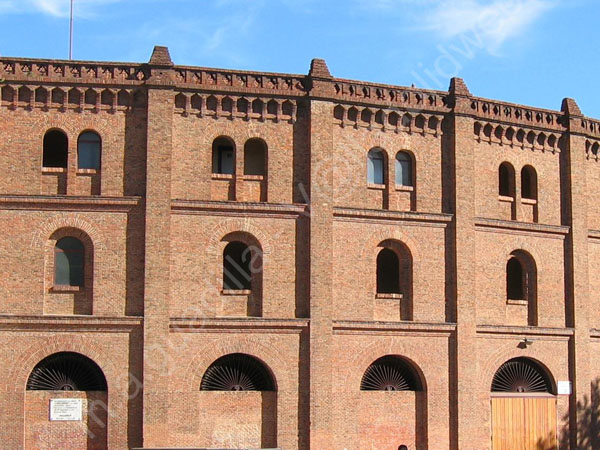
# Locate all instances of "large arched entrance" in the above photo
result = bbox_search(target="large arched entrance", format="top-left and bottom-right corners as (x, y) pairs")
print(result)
(25, 352), (108, 450)
(199, 353), (277, 449)
(358, 355), (427, 450)
(491, 357), (557, 450)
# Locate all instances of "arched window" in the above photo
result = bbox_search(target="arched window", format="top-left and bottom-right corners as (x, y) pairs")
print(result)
(377, 248), (400, 294)
(244, 138), (266, 176)
(367, 148), (385, 185)
(491, 357), (553, 394)
(521, 165), (537, 200)
(223, 241), (251, 290)
(506, 250), (537, 325)
(27, 352), (107, 391)
(360, 355), (422, 391)
(200, 353), (275, 391)
(506, 257), (524, 299)
(43, 129), (68, 168)
(498, 162), (515, 197)
(212, 136), (235, 174)
(395, 151), (413, 187)
(54, 237), (85, 286)
(77, 131), (101, 170)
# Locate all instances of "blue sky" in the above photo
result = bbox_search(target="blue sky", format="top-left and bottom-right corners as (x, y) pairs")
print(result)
(0, 0), (598, 117)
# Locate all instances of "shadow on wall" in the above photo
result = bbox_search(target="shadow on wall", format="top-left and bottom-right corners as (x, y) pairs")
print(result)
(536, 379), (600, 449)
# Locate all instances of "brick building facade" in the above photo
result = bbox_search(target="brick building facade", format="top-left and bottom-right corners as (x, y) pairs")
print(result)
(0, 45), (598, 449)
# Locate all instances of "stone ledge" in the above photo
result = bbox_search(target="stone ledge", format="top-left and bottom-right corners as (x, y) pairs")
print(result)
(333, 207), (452, 225)
(170, 317), (309, 334)
(333, 320), (456, 336)
(171, 200), (307, 218)
(475, 217), (569, 237)
(0, 314), (142, 332)
(0, 195), (141, 212)
(476, 324), (574, 337)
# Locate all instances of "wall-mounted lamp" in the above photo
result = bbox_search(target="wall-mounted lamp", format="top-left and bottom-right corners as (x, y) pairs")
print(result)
(518, 338), (534, 349)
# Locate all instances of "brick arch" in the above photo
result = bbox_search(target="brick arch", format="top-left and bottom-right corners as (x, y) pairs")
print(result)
(184, 339), (286, 392)
(31, 214), (107, 251)
(360, 229), (421, 263)
(502, 243), (543, 278)
(9, 335), (121, 393)
(339, 338), (428, 393)
(206, 219), (273, 257)
(29, 114), (115, 144)
(478, 343), (557, 394)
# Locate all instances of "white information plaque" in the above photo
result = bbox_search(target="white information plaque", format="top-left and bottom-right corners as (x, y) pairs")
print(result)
(557, 380), (572, 396)
(50, 399), (83, 421)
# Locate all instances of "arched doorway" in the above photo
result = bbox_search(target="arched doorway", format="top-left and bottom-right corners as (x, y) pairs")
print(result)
(358, 355), (426, 449)
(199, 353), (277, 449)
(491, 357), (556, 449)
(25, 352), (108, 450)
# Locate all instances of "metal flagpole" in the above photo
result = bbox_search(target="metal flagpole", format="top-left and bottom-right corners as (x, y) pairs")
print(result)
(69, 0), (74, 60)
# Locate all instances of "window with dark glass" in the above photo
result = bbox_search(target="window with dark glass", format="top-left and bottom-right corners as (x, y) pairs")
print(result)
(521, 165), (537, 200)
(223, 241), (251, 290)
(77, 131), (101, 170)
(395, 151), (413, 187)
(367, 148), (385, 184)
(377, 248), (400, 294)
(506, 257), (524, 300)
(43, 130), (68, 168)
(212, 137), (235, 175)
(54, 237), (84, 286)
(244, 138), (266, 176)
(499, 162), (515, 197)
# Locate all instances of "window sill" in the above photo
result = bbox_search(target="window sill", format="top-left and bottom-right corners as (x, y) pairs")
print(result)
(498, 195), (514, 202)
(367, 183), (386, 190)
(506, 299), (528, 306)
(221, 289), (251, 296)
(521, 198), (537, 205)
(395, 185), (414, 192)
(376, 293), (403, 300)
(50, 285), (83, 293)
(42, 167), (66, 174)
(76, 168), (99, 175)
(242, 175), (264, 181)
(212, 173), (235, 180)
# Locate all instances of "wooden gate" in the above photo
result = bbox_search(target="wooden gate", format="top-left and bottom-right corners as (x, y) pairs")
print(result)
(491, 394), (557, 450)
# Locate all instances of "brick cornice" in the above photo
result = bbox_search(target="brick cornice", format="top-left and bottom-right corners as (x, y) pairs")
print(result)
(476, 324), (574, 338)
(171, 199), (307, 218)
(333, 207), (452, 226)
(474, 217), (569, 238)
(333, 319), (456, 336)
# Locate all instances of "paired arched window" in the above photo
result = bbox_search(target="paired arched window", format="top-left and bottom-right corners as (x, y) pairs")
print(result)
(43, 129), (68, 168)
(77, 131), (101, 170)
(395, 151), (413, 187)
(223, 241), (252, 290)
(212, 136), (235, 174)
(244, 138), (267, 176)
(498, 162), (515, 197)
(367, 148), (385, 184)
(521, 165), (537, 200)
(54, 237), (85, 286)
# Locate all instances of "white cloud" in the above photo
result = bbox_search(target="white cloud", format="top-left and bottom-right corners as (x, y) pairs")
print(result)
(1, 0), (127, 18)
(424, 0), (554, 51)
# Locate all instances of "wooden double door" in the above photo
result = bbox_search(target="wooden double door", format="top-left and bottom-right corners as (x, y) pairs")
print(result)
(491, 395), (557, 450)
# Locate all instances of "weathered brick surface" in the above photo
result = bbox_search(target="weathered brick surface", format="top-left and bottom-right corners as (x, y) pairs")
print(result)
(0, 47), (599, 449)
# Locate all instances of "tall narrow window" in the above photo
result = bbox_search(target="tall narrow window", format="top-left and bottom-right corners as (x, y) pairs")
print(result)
(499, 162), (515, 197)
(43, 130), (68, 168)
(395, 151), (413, 187)
(77, 131), (101, 170)
(54, 237), (85, 286)
(244, 138), (267, 176)
(377, 248), (400, 294)
(223, 241), (251, 290)
(367, 148), (385, 185)
(521, 165), (537, 200)
(506, 257), (524, 300)
(212, 137), (235, 174)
